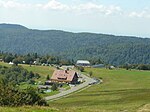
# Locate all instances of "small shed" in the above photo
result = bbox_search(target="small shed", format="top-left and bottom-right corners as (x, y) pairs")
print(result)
(9, 62), (14, 65)
(92, 64), (105, 68)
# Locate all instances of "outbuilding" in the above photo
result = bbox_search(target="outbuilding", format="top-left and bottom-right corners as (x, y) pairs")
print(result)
(92, 64), (105, 68)
(76, 60), (90, 67)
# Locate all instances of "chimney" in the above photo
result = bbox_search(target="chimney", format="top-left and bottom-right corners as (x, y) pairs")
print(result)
(65, 70), (67, 73)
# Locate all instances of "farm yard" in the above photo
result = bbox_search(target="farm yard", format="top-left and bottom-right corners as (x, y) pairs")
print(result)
(0, 62), (150, 112)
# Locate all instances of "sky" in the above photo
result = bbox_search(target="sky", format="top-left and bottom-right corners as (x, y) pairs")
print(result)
(0, 0), (150, 37)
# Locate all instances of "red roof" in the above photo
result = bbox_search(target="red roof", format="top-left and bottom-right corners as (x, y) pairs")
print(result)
(51, 70), (77, 82)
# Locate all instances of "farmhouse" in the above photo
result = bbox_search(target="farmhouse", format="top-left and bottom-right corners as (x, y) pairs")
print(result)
(51, 70), (78, 84)
(76, 60), (91, 67)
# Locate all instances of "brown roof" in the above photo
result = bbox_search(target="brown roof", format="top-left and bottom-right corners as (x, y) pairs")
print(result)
(51, 70), (77, 82)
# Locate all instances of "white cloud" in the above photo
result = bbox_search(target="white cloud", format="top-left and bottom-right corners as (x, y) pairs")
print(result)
(105, 5), (122, 15)
(38, 0), (70, 10)
(129, 9), (150, 18)
(0, 0), (70, 10)
(1, 0), (150, 18)
(0, 0), (122, 15)
(0, 0), (30, 9)
(71, 2), (122, 15)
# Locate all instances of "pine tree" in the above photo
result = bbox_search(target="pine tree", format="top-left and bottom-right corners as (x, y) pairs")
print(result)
(46, 75), (50, 80)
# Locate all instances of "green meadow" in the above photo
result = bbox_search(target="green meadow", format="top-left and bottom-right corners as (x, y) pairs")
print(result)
(0, 62), (150, 112)
(50, 68), (150, 112)
(0, 106), (58, 112)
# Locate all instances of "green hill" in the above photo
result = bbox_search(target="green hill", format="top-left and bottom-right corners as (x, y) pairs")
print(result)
(0, 23), (150, 65)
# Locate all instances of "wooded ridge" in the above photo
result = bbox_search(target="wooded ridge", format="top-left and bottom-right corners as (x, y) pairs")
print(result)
(0, 23), (150, 65)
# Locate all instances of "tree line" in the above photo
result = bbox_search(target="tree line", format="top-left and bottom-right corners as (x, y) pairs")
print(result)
(0, 52), (104, 66)
(120, 64), (150, 70)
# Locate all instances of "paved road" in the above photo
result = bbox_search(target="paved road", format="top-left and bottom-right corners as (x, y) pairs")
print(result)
(44, 73), (96, 101)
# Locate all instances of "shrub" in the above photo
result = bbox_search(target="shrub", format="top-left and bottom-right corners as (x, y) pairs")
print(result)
(51, 83), (58, 91)
(0, 80), (47, 106)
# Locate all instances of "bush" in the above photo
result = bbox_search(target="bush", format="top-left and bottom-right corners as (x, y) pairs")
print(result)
(46, 75), (50, 80)
(137, 64), (150, 70)
(51, 83), (58, 91)
(77, 66), (84, 72)
(89, 71), (93, 77)
(0, 80), (47, 106)
(120, 64), (150, 70)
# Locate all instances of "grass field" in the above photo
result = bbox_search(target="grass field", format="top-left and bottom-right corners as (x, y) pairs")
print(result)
(0, 62), (150, 112)
(0, 106), (58, 112)
(49, 68), (150, 112)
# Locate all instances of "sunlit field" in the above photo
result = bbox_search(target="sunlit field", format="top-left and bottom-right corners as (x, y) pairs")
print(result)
(0, 62), (150, 112)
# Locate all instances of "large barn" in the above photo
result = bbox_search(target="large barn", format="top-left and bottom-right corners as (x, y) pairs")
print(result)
(76, 60), (91, 67)
(51, 70), (78, 84)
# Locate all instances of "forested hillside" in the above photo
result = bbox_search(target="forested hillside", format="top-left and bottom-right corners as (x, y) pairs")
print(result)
(0, 23), (150, 65)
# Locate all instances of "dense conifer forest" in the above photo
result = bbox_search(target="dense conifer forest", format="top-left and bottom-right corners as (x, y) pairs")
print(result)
(0, 23), (150, 65)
